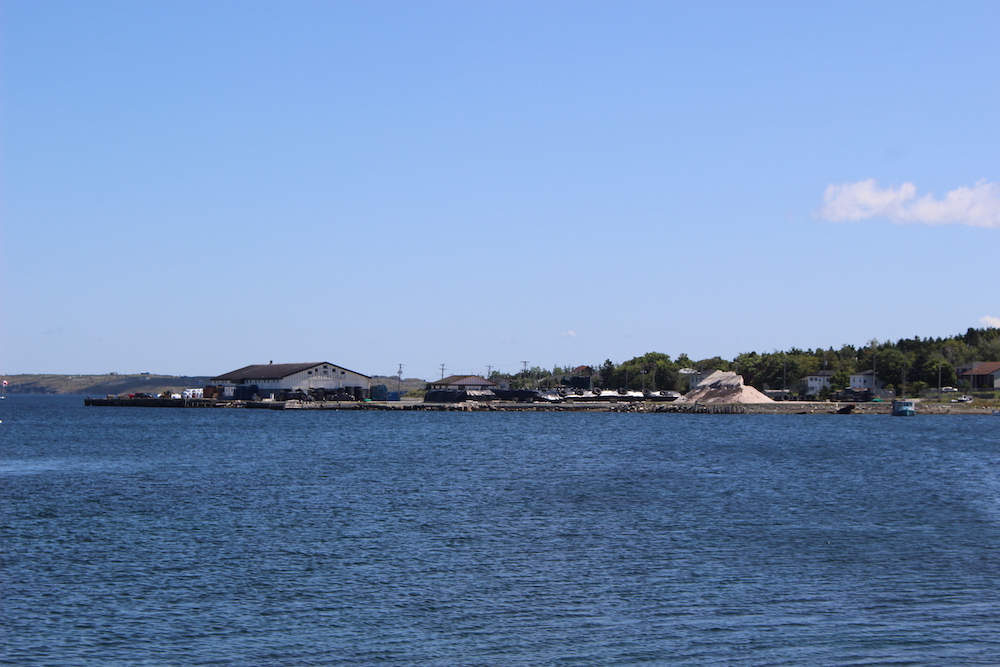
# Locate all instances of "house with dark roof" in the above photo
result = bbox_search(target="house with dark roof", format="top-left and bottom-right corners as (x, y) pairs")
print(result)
(802, 369), (835, 396)
(426, 375), (497, 391)
(962, 362), (1000, 389)
(211, 362), (370, 399)
(849, 369), (885, 391)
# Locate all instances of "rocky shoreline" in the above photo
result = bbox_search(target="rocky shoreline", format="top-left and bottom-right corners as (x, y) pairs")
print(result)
(82, 396), (998, 414)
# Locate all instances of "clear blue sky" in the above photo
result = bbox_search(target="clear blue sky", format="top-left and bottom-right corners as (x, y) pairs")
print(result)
(3, 1), (999, 379)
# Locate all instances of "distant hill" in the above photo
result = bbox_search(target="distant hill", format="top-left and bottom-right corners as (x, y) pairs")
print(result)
(2, 373), (429, 397)
(2, 374), (211, 396)
(368, 376), (428, 398)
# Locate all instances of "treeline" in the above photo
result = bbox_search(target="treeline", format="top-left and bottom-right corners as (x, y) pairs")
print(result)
(492, 328), (1000, 395)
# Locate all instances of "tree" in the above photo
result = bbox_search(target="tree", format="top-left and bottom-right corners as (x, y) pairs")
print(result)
(875, 348), (907, 394)
(976, 335), (1000, 362)
(695, 356), (730, 372)
(830, 369), (850, 390)
(598, 360), (615, 388)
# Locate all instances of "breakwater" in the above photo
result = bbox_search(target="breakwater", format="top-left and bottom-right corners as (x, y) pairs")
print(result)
(82, 397), (999, 414)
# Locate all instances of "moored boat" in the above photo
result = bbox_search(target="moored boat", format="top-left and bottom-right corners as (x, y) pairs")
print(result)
(891, 399), (917, 416)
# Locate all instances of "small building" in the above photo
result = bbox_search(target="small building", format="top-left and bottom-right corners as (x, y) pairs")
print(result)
(563, 366), (594, 390)
(962, 362), (1000, 389)
(211, 362), (371, 400)
(426, 375), (497, 391)
(849, 369), (885, 391)
(802, 370), (835, 396)
(680, 368), (714, 392)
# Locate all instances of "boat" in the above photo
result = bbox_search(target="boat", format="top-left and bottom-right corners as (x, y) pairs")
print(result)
(891, 399), (917, 416)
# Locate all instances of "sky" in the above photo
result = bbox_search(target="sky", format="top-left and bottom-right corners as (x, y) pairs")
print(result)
(3, 0), (1000, 379)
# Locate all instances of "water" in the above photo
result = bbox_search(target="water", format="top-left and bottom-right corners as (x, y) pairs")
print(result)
(3, 395), (1000, 665)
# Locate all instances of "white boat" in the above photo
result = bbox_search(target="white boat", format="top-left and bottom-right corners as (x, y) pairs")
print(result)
(891, 399), (917, 416)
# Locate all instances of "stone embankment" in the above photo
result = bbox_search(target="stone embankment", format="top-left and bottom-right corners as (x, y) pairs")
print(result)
(371, 400), (997, 414)
(83, 397), (997, 414)
(365, 400), (998, 414)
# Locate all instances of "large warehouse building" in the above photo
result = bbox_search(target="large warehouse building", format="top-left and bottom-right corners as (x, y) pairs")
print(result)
(210, 362), (371, 400)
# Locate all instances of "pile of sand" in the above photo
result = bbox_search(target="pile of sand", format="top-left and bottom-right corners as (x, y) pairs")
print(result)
(676, 370), (774, 404)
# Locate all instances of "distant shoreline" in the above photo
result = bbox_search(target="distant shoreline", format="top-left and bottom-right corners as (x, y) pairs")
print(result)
(76, 396), (998, 415)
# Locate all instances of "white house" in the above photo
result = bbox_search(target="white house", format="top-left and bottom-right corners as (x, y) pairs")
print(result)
(849, 369), (884, 391)
(802, 370), (835, 396)
(211, 362), (371, 399)
(679, 368), (712, 392)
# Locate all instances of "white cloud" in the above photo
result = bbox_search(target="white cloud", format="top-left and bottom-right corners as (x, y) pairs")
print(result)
(560, 330), (578, 338)
(817, 179), (1000, 228)
(981, 316), (1000, 328)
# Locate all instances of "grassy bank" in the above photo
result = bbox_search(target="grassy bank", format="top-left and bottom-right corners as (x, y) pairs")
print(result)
(2, 374), (210, 396)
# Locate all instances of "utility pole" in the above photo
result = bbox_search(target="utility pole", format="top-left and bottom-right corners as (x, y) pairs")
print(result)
(873, 351), (877, 396)
(397, 364), (403, 396)
(440, 364), (446, 380)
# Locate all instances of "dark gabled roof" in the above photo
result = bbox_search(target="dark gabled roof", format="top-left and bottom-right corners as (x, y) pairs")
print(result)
(805, 370), (836, 378)
(212, 362), (370, 382)
(964, 361), (1000, 376)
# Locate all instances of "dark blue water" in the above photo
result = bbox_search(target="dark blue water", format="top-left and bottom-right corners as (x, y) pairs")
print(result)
(3, 395), (1000, 665)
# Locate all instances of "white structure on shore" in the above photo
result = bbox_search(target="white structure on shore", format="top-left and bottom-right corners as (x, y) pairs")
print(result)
(211, 362), (370, 398)
(803, 370), (835, 396)
(849, 370), (884, 391)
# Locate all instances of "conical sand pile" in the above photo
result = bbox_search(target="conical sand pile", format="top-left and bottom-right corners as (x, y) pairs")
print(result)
(676, 370), (774, 404)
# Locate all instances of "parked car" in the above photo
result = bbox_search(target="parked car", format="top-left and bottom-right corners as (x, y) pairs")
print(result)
(941, 386), (959, 392)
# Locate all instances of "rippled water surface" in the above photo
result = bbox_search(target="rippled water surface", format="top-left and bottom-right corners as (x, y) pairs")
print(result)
(4, 395), (1000, 665)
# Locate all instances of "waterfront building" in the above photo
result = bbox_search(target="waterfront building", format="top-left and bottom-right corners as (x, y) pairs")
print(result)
(211, 362), (371, 399)
(962, 362), (1000, 390)
(802, 370), (835, 396)
(426, 375), (498, 391)
(849, 369), (885, 391)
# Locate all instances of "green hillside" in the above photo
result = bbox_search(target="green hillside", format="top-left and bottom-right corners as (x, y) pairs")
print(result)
(1, 373), (429, 397)
(2, 374), (210, 396)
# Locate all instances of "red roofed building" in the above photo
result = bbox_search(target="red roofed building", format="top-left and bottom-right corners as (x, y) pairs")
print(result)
(962, 362), (1000, 390)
